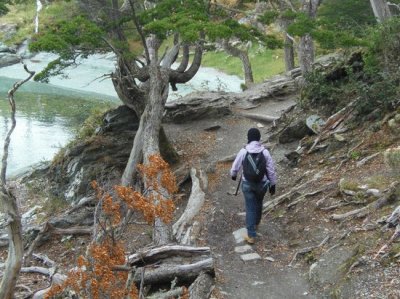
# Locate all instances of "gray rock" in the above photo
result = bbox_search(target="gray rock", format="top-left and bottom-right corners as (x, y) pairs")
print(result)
(0, 23), (17, 41)
(44, 105), (139, 203)
(279, 120), (313, 144)
(240, 252), (261, 261)
(306, 115), (325, 134)
(0, 52), (20, 67)
(49, 207), (94, 228)
(234, 245), (253, 253)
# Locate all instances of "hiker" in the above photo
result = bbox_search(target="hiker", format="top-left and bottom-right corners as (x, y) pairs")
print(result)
(230, 128), (277, 244)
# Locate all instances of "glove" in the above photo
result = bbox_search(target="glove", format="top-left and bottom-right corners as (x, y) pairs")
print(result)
(269, 185), (276, 196)
(231, 176), (237, 181)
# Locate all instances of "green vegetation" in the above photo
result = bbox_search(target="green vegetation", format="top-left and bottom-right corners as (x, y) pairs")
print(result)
(0, 0), (80, 45)
(202, 47), (286, 83)
(0, 0), (36, 44)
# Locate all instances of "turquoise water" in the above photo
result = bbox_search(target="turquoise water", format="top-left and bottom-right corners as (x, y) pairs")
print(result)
(0, 52), (243, 175)
(0, 76), (118, 176)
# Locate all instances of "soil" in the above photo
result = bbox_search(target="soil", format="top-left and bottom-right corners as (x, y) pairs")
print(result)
(3, 94), (400, 298)
(163, 95), (400, 299)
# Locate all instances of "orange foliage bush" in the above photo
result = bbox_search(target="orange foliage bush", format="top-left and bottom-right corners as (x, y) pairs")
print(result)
(116, 154), (177, 224)
(45, 154), (177, 298)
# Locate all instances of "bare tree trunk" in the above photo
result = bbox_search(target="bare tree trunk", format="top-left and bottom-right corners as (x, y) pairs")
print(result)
(298, 0), (320, 76)
(370, 0), (391, 22)
(298, 34), (314, 75)
(0, 65), (34, 299)
(284, 34), (295, 72)
(222, 40), (254, 86)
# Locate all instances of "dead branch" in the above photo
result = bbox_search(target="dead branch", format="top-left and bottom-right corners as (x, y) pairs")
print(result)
(332, 182), (400, 221)
(287, 188), (325, 209)
(263, 176), (318, 213)
(331, 206), (369, 221)
(374, 225), (400, 259)
(307, 100), (356, 154)
(32, 253), (55, 268)
(0, 64), (35, 299)
(356, 152), (380, 167)
(26, 222), (92, 259)
(173, 168), (206, 243)
(289, 235), (330, 267)
(20, 266), (51, 276)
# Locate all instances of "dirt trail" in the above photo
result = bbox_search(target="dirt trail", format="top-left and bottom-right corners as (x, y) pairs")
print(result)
(166, 96), (320, 298)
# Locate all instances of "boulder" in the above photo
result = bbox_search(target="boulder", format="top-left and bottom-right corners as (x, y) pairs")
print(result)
(279, 120), (313, 144)
(0, 52), (20, 67)
(165, 92), (233, 123)
(47, 105), (139, 203)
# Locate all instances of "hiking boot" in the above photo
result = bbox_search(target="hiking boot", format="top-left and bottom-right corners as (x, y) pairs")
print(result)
(244, 235), (255, 244)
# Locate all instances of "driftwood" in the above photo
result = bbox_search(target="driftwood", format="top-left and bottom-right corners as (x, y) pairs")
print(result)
(173, 168), (207, 244)
(356, 152), (380, 167)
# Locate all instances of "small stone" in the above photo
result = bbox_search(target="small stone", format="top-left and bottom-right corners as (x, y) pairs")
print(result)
(232, 228), (247, 243)
(256, 123), (264, 128)
(265, 256), (275, 262)
(334, 133), (346, 142)
(234, 245), (252, 253)
(343, 190), (356, 196)
(252, 281), (265, 286)
(240, 253), (261, 261)
(366, 189), (380, 197)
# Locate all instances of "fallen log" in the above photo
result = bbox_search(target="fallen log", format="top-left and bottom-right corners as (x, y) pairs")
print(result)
(238, 112), (278, 123)
(133, 258), (214, 285)
(128, 245), (211, 265)
(173, 168), (207, 243)
(189, 272), (214, 299)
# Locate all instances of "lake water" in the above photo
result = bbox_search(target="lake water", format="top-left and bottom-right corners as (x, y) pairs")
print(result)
(0, 52), (243, 176)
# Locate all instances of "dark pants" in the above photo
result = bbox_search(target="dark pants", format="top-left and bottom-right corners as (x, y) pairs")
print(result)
(242, 180), (269, 238)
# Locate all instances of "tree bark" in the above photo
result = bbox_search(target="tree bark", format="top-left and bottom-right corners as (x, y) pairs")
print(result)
(284, 33), (295, 72)
(132, 258), (214, 285)
(222, 39), (254, 86)
(370, 0), (391, 22)
(298, 0), (320, 76)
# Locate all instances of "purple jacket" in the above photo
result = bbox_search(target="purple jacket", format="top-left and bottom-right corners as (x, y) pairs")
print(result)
(230, 141), (277, 185)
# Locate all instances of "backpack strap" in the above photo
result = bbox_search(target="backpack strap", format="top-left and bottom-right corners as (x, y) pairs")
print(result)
(246, 153), (260, 175)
